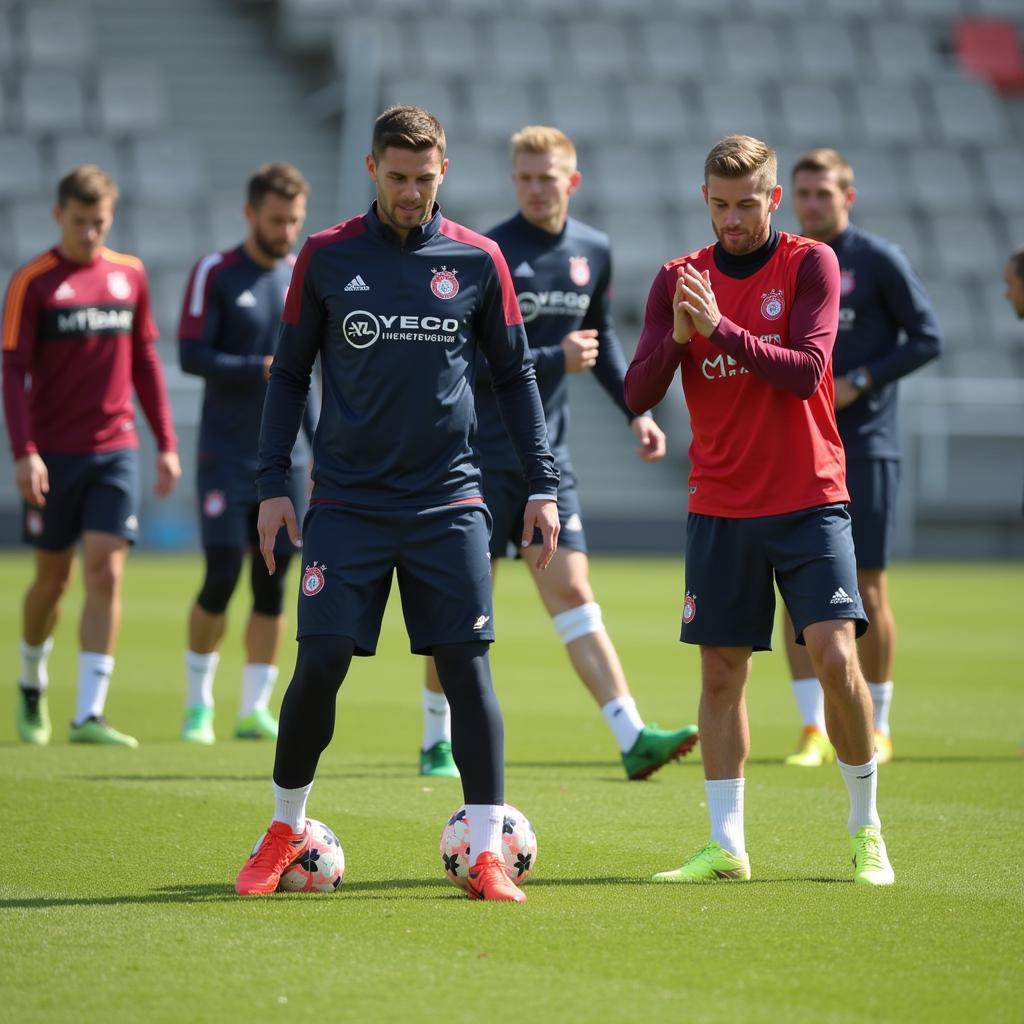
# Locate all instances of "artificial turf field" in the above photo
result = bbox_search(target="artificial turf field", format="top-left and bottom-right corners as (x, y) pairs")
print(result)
(0, 553), (1020, 1023)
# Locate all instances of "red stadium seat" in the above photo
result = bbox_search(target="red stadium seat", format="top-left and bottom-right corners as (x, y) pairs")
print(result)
(953, 18), (1024, 93)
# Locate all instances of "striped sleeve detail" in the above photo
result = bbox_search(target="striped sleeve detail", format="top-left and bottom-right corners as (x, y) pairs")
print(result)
(2, 252), (59, 351)
(100, 247), (145, 271)
(439, 220), (523, 326)
(187, 252), (224, 318)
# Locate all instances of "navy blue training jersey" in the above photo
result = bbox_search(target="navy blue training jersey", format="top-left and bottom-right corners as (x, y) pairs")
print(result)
(831, 224), (942, 459)
(475, 214), (634, 473)
(179, 245), (313, 467)
(257, 203), (558, 507)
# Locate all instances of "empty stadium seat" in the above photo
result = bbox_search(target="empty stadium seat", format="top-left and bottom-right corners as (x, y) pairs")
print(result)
(7, 201), (57, 264)
(52, 136), (125, 185)
(979, 149), (1024, 212)
(953, 17), (1024, 93)
(852, 211), (930, 273)
(791, 21), (861, 80)
(716, 21), (786, 83)
(923, 278), (974, 348)
(837, 148), (909, 210)
(24, 2), (96, 66)
(413, 18), (482, 79)
(931, 77), (1008, 145)
(382, 78), (459, 131)
(621, 83), (696, 144)
(467, 82), (545, 143)
(97, 66), (169, 135)
(893, 0), (968, 18)
(19, 70), (87, 134)
(981, 281), (1023, 349)
(637, 20), (716, 80)
(128, 204), (204, 269)
(867, 22), (947, 81)
(0, 136), (47, 198)
(441, 143), (507, 209)
(566, 23), (635, 80)
(906, 149), (981, 212)
(778, 83), (848, 147)
(818, 0), (889, 16)
(703, 83), (770, 141)
(929, 213), (1004, 277)
(853, 83), (930, 145)
(130, 137), (206, 203)
(488, 19), (559, 78)
(590, 148), (668, 209)
(545, 81), (617, 145)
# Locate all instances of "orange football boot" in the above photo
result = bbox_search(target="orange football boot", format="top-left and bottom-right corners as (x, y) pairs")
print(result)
(466, 851), (527, 902)
(235, 820), (310, 895)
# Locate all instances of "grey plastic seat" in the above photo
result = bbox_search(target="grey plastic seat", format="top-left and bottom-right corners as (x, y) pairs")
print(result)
(415, 19), (481, 79)
(20, 69), (87, 134)
(0, 136), (47, 199)
(621, 83), (696, 144)
(131, 138), (206, 203)
(383, 78), (459, 130)
(979, 149), (1024, 213)
(929, 213), (1004, 278)
(545, 81), (616, 144)
(704, 83), (770, 141)
(467, 82), (545, 143)
(128, 205), (203, 269)
(906, 149), (980, 212)
(837, 148), (908, 210)
(24, 2), (96, 65)
(442, 143), (507, 209)
(590, 148), (666, 209)
(8, 201), (57, 264)
(922, 279), (973, 349)
(638, 20), (715, 80)
(866, 23), (946, 81)
(818, 0), (889, 15)
(852, 211), (929, 273)
(792, 20), (861, 80)
(853, 83), (929, 146)
(893, 0), (967, 17)
(489, 19), (558, 78)
(778, 83), (847, 148)
(566, 23), (633, 79)
(53, 136), (125, 185)
(932, 78), (1009, 146)
(716, 21), (785, 83)
(97, 66), (169, 135)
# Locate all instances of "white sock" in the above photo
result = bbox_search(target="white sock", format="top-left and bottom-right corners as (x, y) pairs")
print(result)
(867, 681), (893, 736)
(465, 803), (504, 860)
(75, 652), (114, 725)
(791, 677), (826, 732)
(19, 637), (54, 691)
(601, 695), (644, 752)
(240, 663), (278, 716)
(706, 778), (746, 856)
(185, 650), (219, 709)
(422, 688), (451, 749)
(272, 781), (312, 833)
(837, 756), (881, 834)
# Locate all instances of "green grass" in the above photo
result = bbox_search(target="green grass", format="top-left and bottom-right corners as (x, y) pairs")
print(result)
(0, 554), (1021, 1023)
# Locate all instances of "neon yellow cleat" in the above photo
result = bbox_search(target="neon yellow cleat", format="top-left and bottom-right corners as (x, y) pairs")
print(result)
(17, 686), (51, 745)
(651, 840), (751, 883)
(182, 705), (215, 744)
(69, 715), (139, 747)
(783, 726), (834, 767)
(851, 826), (895, 886)
(874, 731), (893, 765)
(235, 707), (278, 740)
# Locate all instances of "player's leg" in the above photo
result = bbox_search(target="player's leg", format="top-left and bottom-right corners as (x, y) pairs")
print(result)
(523, 543), (698, 778)
(857, 567), (895, 762)
(184, 545), (244, 743)
(780, 608), (832, 766)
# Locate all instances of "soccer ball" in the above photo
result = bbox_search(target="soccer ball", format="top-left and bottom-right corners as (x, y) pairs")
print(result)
(250, 818), (345, 893)
(439, 804), (537, 889)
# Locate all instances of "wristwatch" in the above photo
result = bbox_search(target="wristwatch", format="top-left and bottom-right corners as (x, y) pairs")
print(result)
(847, 368), (870, 394)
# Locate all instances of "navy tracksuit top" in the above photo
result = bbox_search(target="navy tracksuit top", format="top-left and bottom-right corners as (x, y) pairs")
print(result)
(258, 203), (558, 507)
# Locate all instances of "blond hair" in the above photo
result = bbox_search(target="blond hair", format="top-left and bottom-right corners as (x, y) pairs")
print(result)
(57, 164), (119, 207)
(509, 125), (577, 172)
(704, 135), (777, 195)
(792, 148), (854, 191)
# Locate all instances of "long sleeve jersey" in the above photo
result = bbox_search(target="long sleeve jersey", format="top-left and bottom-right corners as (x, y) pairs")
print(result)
(258, 203), (558, 507)
(474, 213), (634, 475)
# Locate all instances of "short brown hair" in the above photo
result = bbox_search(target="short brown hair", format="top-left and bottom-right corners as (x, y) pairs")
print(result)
(372, 105), (446, 161)
(704, 135), (777, 195)
(509, 125), (577, 171)
(791, 148), (854, 191)
(247, 162), (309, 207)
(57, 164), (118, 207)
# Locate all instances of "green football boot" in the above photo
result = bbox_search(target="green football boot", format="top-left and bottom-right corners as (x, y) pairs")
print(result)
(419, 740), (459, 778)
(783, 726), (835, 767)
(851, 826), (895, 886)
(17, 686), (51, 745)
(622, 722), (699, 780)
(181, 705), (215, 744)
(69, 715), (139, 748)
(651, 840), (751, 883)
(235, 706), (278, 740)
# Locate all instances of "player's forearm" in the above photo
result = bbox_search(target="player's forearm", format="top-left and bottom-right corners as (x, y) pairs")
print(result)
(2, 363), (36, 458)
(133, 346), (178, 452)
(179, 342), (265, 381)
(624, 329), (679, 415)
(530, 344), (566, 378)
(256, 365), (310, 500)
(491, 369), (560, 496)
(865, 328), (943, 390)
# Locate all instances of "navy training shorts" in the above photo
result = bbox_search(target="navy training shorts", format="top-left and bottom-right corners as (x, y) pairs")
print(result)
(845, 457), (900, 571)
(295, 500), (495, 656)
(23, 449), (139, 551)
(484, 466), (584, 559)
(681, 503), (868, 651)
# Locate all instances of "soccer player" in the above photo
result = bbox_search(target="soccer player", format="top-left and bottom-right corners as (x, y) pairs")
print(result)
(2, 165), (181, 747)
(1004, 247), (1024, 319)
(417, 126), (698, 781)
(235, 106), (559, 902)
(178, 163), (315, 745)
(781, 149), (942, 768)
(625, 135), (894, 885)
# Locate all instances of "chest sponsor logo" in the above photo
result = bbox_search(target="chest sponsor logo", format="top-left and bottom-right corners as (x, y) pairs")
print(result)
(760, 289), (784, 321)
(840, 269), (855, 297)
(569, 256), (591, 286)
(701, 335), (781, 380)
(236, 289), (257, 308)
(107, 271), (132, 301)
(430, 266), (459, 300)
(52, 305), (135, 335)
(341, 309), (460, 349)
(302, 562), (326, 596)
(54, 281), (76, 301)
(517, 290), (591, 323)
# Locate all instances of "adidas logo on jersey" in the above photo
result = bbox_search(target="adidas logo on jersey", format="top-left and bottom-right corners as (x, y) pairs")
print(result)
(236, 290), (257, 307)
(513, 261), (534, 277)
(54, 281), (76, 300)
(344, 275), (370, 291)
(830, 587), (854, 605)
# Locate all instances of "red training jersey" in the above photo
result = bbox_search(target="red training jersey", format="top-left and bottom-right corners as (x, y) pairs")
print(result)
(2, 246), (177, 458)
(625, 232), (847, 518)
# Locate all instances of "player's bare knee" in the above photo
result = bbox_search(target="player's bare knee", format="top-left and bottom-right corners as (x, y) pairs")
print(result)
(700, 646), (749, 700)
(552, 602), (603, 644)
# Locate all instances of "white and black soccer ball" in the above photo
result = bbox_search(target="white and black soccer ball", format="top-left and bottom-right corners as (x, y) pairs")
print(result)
(250, 818), (346, 893)
(439, 803), (537, 890)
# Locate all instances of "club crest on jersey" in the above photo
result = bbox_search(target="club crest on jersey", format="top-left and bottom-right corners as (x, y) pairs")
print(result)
(760, 289), (784, 321)
(683, 592), (697, 624)
(569, 256), (591, 286)
(26, 509), (44, 537)
(430, 266), (459, 300)
(840, 269), (856, 297)
(302, 562), (326, 597)
(107, 271), (132, 301)
(202, 490), (226, 518)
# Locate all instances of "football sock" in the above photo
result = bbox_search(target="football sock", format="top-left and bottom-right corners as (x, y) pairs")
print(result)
(240, 663), (278, 716)
(185, 650), (219, 709)
(465, 803), (504, 858)
(74, 652), (114, 725)
(837, 756), (881, 834)
(791, 677), (826, 732)
(273, 636), (354, 788)
(19, 636), (54, 692)
(272, 781), (312, 833)
(601, 695), (644, 752)
(422, 687), (452, 749)
(433, 641), (503, 806)
(706, 778), (746, 856)
(867, 681), (893, 737)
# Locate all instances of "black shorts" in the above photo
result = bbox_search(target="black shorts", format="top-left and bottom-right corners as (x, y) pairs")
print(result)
(197, 459), (306, 555)
(295, 501), (495, 656)
(846, 458), (900, 571)
(484, 467), (585, 559)
(23, 449), (139, 551)
(681, 504), (868, 651)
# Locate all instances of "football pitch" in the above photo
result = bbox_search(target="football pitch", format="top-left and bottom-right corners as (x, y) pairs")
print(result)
(1, 553), (1020, 1023)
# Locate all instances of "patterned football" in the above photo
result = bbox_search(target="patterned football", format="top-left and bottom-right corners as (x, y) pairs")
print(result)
(249, 818), (345, 893)
(439, 804), (537, 889)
